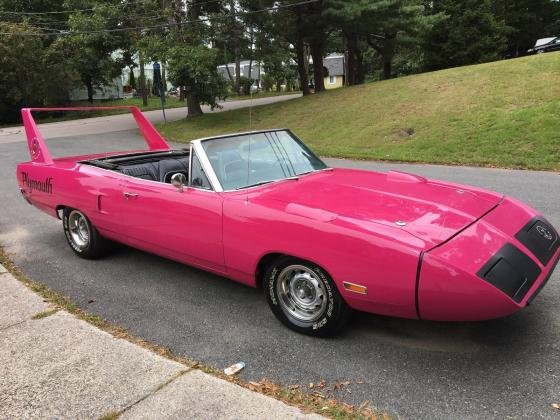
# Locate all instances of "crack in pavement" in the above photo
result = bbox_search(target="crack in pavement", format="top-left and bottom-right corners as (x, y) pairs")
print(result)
(118, 369), (192, 416)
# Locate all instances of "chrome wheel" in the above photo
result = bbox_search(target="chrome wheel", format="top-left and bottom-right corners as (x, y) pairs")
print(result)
(276, 264), (328, 322)
(67, 210), (90, 250)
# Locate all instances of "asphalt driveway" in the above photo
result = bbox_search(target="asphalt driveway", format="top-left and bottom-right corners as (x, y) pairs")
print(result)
(1, 126), (559, 419)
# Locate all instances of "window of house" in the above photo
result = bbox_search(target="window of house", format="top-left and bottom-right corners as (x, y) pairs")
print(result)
(329, 76), (336, 84)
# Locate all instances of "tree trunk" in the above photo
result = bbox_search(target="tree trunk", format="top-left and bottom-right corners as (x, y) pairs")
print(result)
(185, 0), (203, 116)
(355, 46), (365, 84)
(310, 41), (325, 92)
(224, 50), (234, 84)
(381, 34), (396, 80)
(186, 92), (203, 117)
(345, 32), (364, 85)
(344, 34), (355, 85)
(296, 31), (310, 95)
(85, 78), (94, 103)
(382, 60), (392, 80)
(138, 53), (148, 106)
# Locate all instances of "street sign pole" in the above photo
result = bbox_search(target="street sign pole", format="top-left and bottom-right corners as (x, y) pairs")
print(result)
(153, 62), (167, 123)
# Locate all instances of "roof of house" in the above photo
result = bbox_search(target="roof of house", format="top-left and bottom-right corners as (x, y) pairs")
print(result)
(324, 54), (344, 76)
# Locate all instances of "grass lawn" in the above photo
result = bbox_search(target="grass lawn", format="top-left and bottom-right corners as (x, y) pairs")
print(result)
(158, 53), (560, 171)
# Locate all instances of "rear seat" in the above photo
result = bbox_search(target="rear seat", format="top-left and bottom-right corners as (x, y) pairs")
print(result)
(119, 158), (189, 183)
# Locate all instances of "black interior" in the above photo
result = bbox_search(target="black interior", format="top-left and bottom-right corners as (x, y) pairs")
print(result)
(84, 150), (190, 184)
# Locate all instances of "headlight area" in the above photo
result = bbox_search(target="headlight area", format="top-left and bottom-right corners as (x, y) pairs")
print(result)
(417, 198), (560, 322)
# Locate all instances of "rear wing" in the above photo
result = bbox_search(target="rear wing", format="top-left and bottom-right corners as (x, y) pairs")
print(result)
(21, 106), (171, 165)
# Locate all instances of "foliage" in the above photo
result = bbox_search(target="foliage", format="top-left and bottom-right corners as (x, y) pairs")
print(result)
(0, 22), (72, 123)
(49, 1), (129, 102)
(128, 69), (136, 89)
(261, 73), (275, 92)
(494, 0), (560, 56)
(166, 44), (228, 111)
(238, 76), (253, 95)
(326, 0), (442, 80)
(423, 0), (509, 70)
(2, 0), (560, 119)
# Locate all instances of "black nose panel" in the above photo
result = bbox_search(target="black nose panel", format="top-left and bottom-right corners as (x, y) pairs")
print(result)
(477, 243), (541, 303)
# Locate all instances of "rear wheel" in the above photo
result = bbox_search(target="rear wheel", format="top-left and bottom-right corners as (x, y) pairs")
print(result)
(264, 256), (351, 336)
(62, 208), (108, 259)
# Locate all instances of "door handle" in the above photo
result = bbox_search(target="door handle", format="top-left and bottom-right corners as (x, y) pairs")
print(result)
(123, 192), (139, 199)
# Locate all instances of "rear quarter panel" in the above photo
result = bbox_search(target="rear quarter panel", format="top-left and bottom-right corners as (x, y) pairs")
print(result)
(16, 160), (125, 241)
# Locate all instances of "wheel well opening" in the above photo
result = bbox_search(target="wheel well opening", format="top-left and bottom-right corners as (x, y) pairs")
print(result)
(255, 253), (284, 288)
(55, 205), (67, 219)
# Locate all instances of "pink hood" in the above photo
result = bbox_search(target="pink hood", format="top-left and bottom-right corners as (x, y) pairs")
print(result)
(256, 168), (503, 248)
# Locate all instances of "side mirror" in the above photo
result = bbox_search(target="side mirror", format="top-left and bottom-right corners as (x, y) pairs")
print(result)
(171, 173), (187, 192)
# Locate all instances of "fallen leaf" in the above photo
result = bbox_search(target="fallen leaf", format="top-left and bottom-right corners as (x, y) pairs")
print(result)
(333, 380), (350, 390)
(552, 403), (560, 410)
(358, 400), (370, 410)
(342, 402), (354, 411)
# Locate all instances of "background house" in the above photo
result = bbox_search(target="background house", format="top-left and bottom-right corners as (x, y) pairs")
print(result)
(217, 60), (262, 89)
(68, 77), (123, 101)
(323, 53), (345, 89)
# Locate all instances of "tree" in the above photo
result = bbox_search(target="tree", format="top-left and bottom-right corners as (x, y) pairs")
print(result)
(0, 22), (72, 123)
(327, 0), (438, 81)
(423, 0), (509, 70)
(494, 0), (560, 57)
(166, 44), (228, 116)
(50, 1), (129, 102)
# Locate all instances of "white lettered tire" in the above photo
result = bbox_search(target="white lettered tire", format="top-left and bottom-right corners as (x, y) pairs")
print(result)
(62, 208), (108, 259)
(264, 256), (351, 336)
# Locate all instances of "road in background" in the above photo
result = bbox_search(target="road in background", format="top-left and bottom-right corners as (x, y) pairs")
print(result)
(1, 127), (559, 419)
(0, 94), (300, 144)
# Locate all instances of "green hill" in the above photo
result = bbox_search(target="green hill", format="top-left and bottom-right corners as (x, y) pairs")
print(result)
(158, 53), (560, 171)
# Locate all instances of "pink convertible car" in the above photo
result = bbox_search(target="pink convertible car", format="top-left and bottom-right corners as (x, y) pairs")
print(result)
(17, 107), (559, 336)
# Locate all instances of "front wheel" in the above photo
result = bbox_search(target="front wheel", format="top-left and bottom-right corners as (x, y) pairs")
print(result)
(264, 257), (351, 336)
(62, 208), (108, 259)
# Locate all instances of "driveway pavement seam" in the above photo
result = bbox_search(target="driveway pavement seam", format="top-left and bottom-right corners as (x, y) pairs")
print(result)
(0, 319), (27, 332)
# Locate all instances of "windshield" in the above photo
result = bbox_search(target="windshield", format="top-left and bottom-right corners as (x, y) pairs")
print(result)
(201, 130), (328, 190)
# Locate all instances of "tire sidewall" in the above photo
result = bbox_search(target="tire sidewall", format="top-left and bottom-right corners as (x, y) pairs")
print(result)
(63, 208), (94, 256)
(264, 257), (348, 336)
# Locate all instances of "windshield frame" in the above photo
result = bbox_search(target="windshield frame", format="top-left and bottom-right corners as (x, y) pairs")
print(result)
(191, 129), (329, 192)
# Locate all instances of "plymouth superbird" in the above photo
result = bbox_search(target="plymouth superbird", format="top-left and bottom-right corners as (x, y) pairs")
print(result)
(17, 107), (559, 336)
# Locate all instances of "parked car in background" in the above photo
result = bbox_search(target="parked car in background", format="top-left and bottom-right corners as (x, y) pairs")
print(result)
(528, 37), (560, 54)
